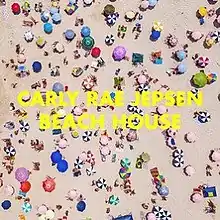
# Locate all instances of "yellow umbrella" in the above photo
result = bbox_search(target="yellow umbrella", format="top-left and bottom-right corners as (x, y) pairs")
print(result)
(125, 11), (135, 20)
(153, 21), (163, 32)
(205, 38), (215, 47)
(198, 7), (207, 17)
(36, 37), (46, 48)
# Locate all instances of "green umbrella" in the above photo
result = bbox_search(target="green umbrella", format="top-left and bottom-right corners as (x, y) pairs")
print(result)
(132, 53), (144, 64)
(103, 4), (115, 16)
(82, 36), (95, 50)
(192, 71), (207, 88)
(140, 152), (150, 163)
(120, 158), (131, 169)
(109, 195), (119, 205)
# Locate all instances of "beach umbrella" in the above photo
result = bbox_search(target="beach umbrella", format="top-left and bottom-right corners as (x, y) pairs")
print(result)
(76, 200), (86, 212)
(84, 0), (93, 5)
(177, 63), (186, 73)
(81, 26), (91, 37)
(58, 139), (68, 149)
(184, 165), (195, 176)
(211, 31), (220, 43)
(54, 42), (65, 53)
(4, 146), (16, 157)
(148, 0), (157, 7)
(140, 1), (149, 11)
(211, 150), (220, 162)
(74, 157), (84, 169)
(82, 131), (93, 142)
(106, 14), (117, 26)
(86, 166), (96, 176)
(41, 11), (50, 23)
(192, 72), (207, 88)
(32, 61), (42, 73)
(96, 178), (107, 189)
(172, 157), (184, 167)
(121, 158), (131, 169)
(134, 108), (144, 116)
(103, 4), (115, 16)
(100, 146), (110, 156)
(17, 54), (26, 64)
(146, 212), (156, 220)
(127, 104), (138, 113)
(36, 37), (46, 48)
(176, 50), (186, 61)
(66, 189), (78, 200)
(57, 109), (66, 119)
(191, 88), (199, 99)
(105, 34), (115, 45)
(86, 151), (95, 165)
(82, 77), (95, 90)
(141, 152), (151, 162)
(137, 75), (147, 84)
(91, 47), (101, 58)
(11, 3), (20, 14)
(185, 132), (196, 143)
(4, 185), (15, 196)
(172, 149), (184, 158)
(57, 159), (68, 173)
(50, 150), (62, 164)
(64, 29), (75, 40)
(197, 56), (209, 68)
(42, 176), (56, 192)
(37, 205), (48, 215)
(50, 7), (59, 15)
(191, 193), (203, 203)
(24, 31), (34, 42)
(152, 206), (172, 220)
(113, 46), (126, 61)
(99, 135), (109, 146)
(137, 84), (150, 93)
(22, 202), (32, 213)
(198, 7), (207, 17)
(153, 21), (163, 32)
(166, 137), (176, 148)
(207, 72), (217, 84)
(20, 181), (31, 193)
(129, 116), (140, 127)
(82, 36), (95, 50)
(15, 167), (29, 182)
(150, 30), (160, 41)
(109, 195), (119, 205)
(45, 209), (55, 219)
(119, 167), (131, 179)
(156, 105), (167, 115)
(44, 23), (53, 34)
(52, 82), (64, 94)
(52, 12), (61, 24)
(1, 200), (11, 210)
(79, 152), (87, 161)
(158, 185), (169, 196)
(191, 31), (203, 41)
(198, 111), (211, 123)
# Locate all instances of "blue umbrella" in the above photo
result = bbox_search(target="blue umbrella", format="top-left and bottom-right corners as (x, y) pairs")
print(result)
(76, 200), (86, 212)
(50, 150), (62, 164)
(158, 185), (169, 196)
(52, 12), (61, 24)
(41, 11), (50, 23)
(64, 29), (75, 40)
(44, 23), (53, 34)
(52, 82), (64, 94)
(150, 30), (160, 41)
(57, 159), (68, 173)
(50, 7), (59, 15)
(176, 50), (186, 61)
(148, 0), (157, 7)
(32, 61), (42, 73)
(177, 63), (187, 73)
(81, 26), (91, 37)
(1, 200), (11, 210)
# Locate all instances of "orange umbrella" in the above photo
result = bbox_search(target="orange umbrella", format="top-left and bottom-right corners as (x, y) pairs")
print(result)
(20, 181), (31, 193)
(42, 176), (56, 192)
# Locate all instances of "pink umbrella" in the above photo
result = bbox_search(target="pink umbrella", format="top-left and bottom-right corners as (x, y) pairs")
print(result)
(191, 193), (203, 203)
(191, 31), (203, 41)
(58, 139), (68, 149)
(197, 56), (209, 68)
(37, 204), (48, 215)
(15, 167), (30, 182)
(146, 212), (157, 220)
(137, 75), (147, 84)
(211, 150), (220, 162)
(184, 165), (195, 176)
(100, 146), (110, 156)
(73, 106), (83, 116)
(156, 105), (168, 115)
(79, 151), (87, 161)
(99, 135), (109, 146)
(113, 46), (127, 61)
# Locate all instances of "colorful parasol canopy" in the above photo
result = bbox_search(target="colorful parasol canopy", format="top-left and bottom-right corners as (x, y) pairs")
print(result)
(119, 167), (131, 179)
(198, 7), (207, 17)
(22, 202), (32, 213)
(109, 195), (119, 205)
(192, 72), (207, 88)
(197, 56), (209, 68)
(113, 46), (126, 61)
(82, 36), (95, 50)
(158, 185), (169, 196)
(103, 4), (115, 16)
(11, 3), (21, 14)
(20, 181), (31, 193)
(91, 47), (101, 58)
(15, 167), (29, 182)
(153, 21), (163, 32)
(76, 200), (86, 212)
(81, 26), (91, 37)
(207, 72), (217, 84)
(42, 176), (56, 192)
(120, 158), (131, 169)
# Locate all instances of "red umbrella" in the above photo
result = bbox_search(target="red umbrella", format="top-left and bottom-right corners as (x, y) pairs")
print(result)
(11, 3), (21, 14)
(20, 181), (31, 193)
(91, 47), (101, 58)
(197, 56), (209, 68)
(42, 176), (56, 192)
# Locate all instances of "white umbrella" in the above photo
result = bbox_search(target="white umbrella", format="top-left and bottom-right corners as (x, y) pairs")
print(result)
(156, 105), (167, 115)
(17, 54), (26, 64)
(191, 193), (203, 203)
(185, 132), (196, 143)
(45, 209), (55, 219)
(37, 204), (48, 215)
(99, 135), (109, 146)
(86, 166), (96, 176)
(211, 150), (220, 162)
(184, 165), (195, 176)
(66, 189), (78, 200)
(58, 139), (68, 149)
(100, 146), (110, 156)
(55, 43), (65, 53)
(57, 109), (66, 119)
(137, 75), (147, 84)
(126, 129), (138, 142)
(73, 106), (83, 116)
(140, 1), (149, 10)
(79, 151), (87, 161)
(24, 31), (34, 42)
(191, 31), (203, 41)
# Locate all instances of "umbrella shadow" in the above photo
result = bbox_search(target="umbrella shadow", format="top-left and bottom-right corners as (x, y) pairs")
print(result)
(207, 0), (218, 5)
(213, 19), (220, 28)
(217, 94), (220, 101)
(209, 150), (215, 162)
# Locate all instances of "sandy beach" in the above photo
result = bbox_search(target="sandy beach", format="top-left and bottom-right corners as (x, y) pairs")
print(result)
(0, 0), (220, 219)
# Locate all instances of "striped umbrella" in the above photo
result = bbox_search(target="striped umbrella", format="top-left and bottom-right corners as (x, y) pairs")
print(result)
(82, 131), (92, 142)
(22, 202), (32, 213)
(191, 88), (199, 99)
(86, 166), (96, 176)
(207, 72), (217, 84)
(4, 146), (16, 157)
(133, 108), (144, 116)
(197, 56), (209, 68)
(106, 14), (117, 26)
(172, 157), (184, 168)
(19, 120), (30, 132)
(74, 157), (84, 169)
(211, 31), (220, 43)
(136, 83), (150, 93)
(198, 111), (211, 123)
(109, 195), (119, 205)
(120, 158), (131, 169)
(96, 178), (107, 189)
(86, 151), (95, 165)
(105, 34), (115, 45)
(119, 167), (131, 179)
(127, 104), (138, 113)
(172, 149), (184, 158)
